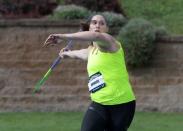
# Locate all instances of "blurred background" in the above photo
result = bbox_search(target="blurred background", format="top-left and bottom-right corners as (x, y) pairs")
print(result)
(0, 0), (183, 131)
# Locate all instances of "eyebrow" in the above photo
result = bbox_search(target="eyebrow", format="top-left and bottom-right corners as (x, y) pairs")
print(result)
(91, 20), (105, 23)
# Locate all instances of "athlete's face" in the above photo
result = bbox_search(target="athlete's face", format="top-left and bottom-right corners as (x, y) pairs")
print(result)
(89, 15), (108, 33)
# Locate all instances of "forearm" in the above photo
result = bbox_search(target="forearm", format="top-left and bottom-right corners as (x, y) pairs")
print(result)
(60, 48), (89, 61)
(45, 31), (116, 51)
(56, 31), (110, 43)
(68, 50), (86, 60)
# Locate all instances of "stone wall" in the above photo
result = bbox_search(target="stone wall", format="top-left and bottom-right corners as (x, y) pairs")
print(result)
(130, 36), (183, 112)
(0, 19), (183, 112)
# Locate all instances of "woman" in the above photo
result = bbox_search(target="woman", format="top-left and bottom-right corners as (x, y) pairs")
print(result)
(44, 15), (136, 131)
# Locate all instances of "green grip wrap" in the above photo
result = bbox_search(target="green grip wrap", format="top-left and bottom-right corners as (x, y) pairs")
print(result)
(33, 68), (52, 93)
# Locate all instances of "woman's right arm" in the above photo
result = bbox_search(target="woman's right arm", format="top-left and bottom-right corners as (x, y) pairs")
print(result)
(43, 31), (118, 52)
(59, 46), (91, 61)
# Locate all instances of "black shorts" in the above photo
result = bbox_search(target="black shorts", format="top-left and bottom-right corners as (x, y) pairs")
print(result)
(81, 100), (136, 131)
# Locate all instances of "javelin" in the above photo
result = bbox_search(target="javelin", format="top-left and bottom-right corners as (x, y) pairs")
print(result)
(33, 40), (73, 93)
(32, 20), (89, 93)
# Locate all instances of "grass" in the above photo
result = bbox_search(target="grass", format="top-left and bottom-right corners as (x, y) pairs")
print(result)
(122, 0), (183, 34)
(129, 112), (183, 131)
(0, 111), (183, 131)
(0, 112), (83, 131)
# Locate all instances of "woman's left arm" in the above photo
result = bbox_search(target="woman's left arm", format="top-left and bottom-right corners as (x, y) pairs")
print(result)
(59, 47), (90, 61)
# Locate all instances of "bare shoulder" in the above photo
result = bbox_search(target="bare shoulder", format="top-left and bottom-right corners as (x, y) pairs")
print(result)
(88, 45), (94, 50)
(98, 33), (120, 52)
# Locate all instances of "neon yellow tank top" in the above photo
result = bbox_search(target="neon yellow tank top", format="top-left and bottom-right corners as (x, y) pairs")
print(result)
(87, 41), (135, 105)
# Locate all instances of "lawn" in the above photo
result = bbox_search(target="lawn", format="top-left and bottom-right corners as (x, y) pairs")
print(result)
(122, 0), (183, 34)
(0, 111), (182, 131)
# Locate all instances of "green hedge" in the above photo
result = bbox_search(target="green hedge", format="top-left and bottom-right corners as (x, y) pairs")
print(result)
(118, 18), (156, 67)
(49, 5), (127, 28)
(92, 11), (127, 27)
(50, 5), (91, 20)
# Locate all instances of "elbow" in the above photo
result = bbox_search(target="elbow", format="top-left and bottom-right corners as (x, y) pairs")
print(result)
(93, 32), (105, 41)
(92, 32), (100, 40)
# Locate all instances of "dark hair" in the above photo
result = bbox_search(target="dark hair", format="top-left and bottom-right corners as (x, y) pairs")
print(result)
(80, 15), (92, 31)
(80, 22), (90, 31)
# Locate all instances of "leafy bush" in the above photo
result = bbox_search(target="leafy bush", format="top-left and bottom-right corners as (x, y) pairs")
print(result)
(62, 0), (125, 15)
(56, 0), (65, 4)
(154, 26), (169, 39)
(50, 5), (127, 30)
(0, 0), (56, 18)
(95, 11), (127, 27)
(117, 18), (156, 67)
(51, 4), (127, 26)
(50, 5), (91, 20)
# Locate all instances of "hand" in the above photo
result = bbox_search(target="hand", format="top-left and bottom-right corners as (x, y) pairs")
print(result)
(59, 48), (71, 58)
(43, 34), (62, 47)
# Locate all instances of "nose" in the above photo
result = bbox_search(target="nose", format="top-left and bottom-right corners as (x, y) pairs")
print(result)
(96, 22), (100, 28)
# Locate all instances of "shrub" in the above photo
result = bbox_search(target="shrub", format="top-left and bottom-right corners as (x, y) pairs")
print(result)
(50, 4), (91, 20)
(0, 0), (57, 18)
(63, 0), (126, 15)
(117, 18), (156, 67)
(97, 11), (127, 27)
(154, 26), (169, 39)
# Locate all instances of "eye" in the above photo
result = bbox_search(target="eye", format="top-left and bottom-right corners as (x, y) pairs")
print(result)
(91, 20), (97, 25)
(99, 21), (105, 26)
